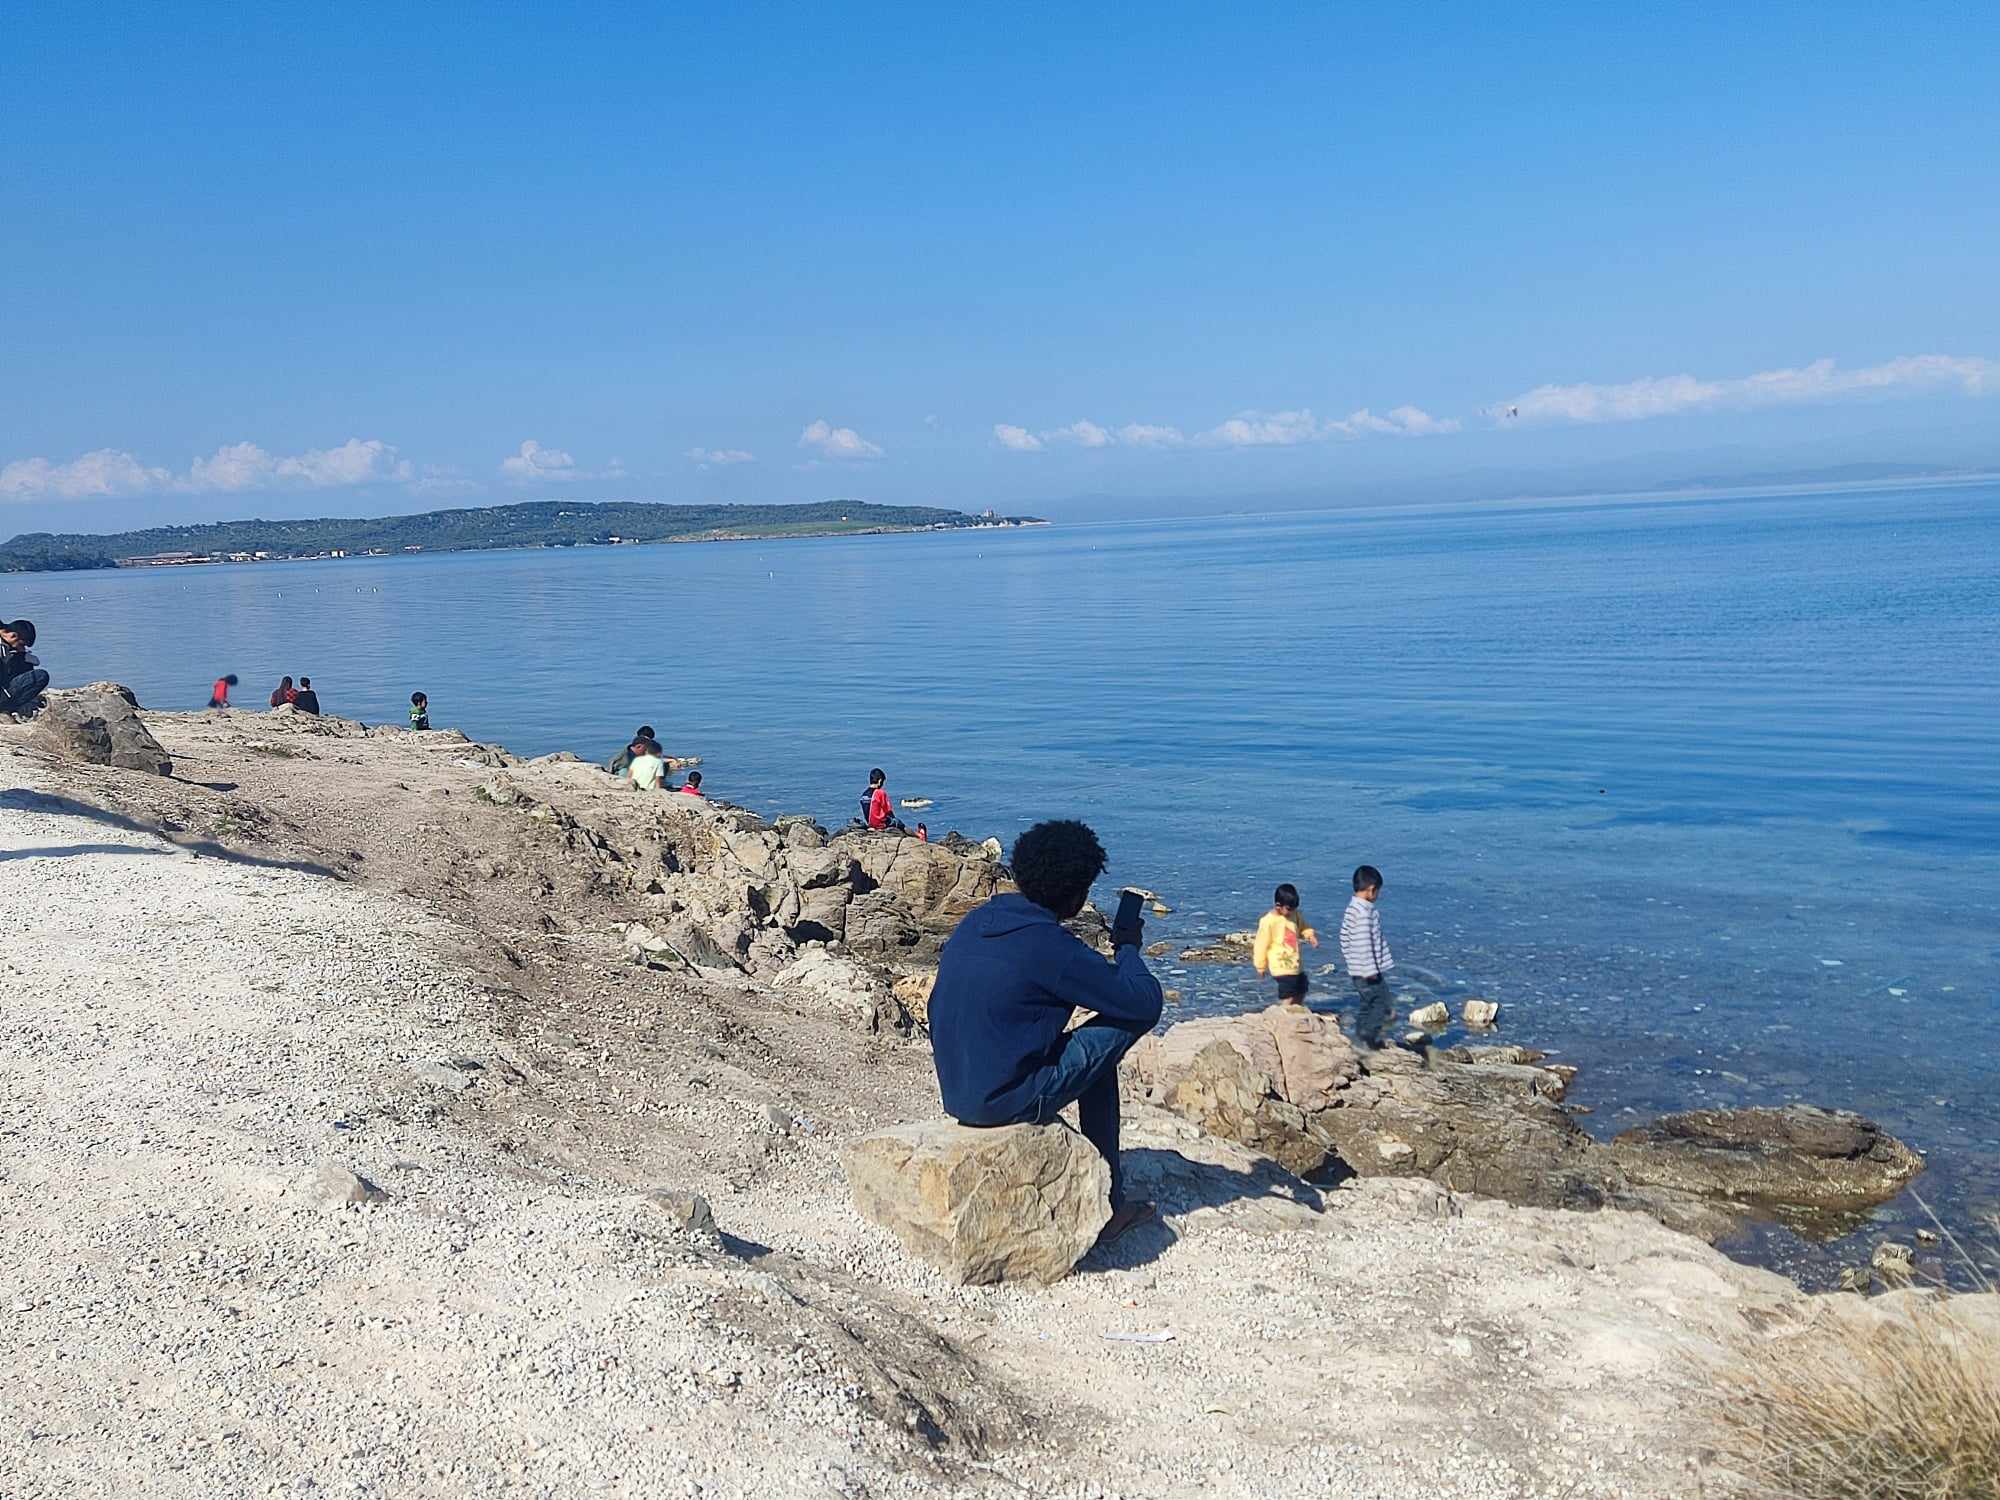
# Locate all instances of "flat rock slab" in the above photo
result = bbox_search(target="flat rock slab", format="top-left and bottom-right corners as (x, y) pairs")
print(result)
(844, 1119), (1111, 1285)
(1611, 1105), (1924, 1213)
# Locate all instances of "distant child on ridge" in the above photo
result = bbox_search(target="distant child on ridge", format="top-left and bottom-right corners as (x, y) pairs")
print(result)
(1340, 865), (1395, 1050)
(1252, 883), (1318, 1006)
(408, 691), (430, 730)
(208, 673), (239, 708)
(679, 770), (703, 796)
(626, 740), (667, 791)
(915, 822), (929, 842)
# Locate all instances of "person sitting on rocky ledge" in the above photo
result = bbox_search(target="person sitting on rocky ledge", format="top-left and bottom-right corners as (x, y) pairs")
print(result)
(928, 818), (1165, 1244)
(0, 619), (49, 717)
(607, 725), (659, 775)
(858, 767), (904, 832)
(626, 740), (667, 791)
(292, 676), (321, 715)
(269, 675), (296, 708)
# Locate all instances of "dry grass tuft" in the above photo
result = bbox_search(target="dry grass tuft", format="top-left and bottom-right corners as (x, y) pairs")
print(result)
(1709, 1213), (2000, 1499)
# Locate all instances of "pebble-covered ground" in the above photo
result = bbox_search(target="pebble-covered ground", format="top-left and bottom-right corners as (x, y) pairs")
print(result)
(0, 731), (1860, 1498)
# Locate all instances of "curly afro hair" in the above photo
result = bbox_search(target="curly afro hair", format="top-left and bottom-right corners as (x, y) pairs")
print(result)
(1010, 819), (1106, 919)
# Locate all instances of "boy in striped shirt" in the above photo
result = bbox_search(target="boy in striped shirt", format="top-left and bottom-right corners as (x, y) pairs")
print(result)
(1340, 864), (1394, 1050)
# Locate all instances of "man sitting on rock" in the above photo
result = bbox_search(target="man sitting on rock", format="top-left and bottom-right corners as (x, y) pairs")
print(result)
(928, 818), (1164, 1241)
(0, 619), (49, 717)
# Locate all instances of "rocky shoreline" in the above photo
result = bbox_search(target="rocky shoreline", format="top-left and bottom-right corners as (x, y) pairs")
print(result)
(0, 687), (1977, 1499)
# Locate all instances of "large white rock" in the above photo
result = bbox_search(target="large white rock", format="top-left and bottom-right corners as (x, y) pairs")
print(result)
(843, 1120), (1112, 1285)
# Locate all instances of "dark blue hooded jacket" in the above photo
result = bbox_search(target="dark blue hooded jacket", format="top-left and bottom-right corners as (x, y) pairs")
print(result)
(929, 891), (1165, 1125)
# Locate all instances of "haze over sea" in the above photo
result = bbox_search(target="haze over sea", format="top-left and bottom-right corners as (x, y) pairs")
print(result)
(14, 480), (1998, 1280)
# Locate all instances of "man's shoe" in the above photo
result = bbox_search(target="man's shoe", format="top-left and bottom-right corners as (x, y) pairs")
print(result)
(1097, 1201), (1157, 1245)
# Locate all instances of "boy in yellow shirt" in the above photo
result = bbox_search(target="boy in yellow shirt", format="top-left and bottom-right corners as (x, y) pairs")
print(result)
(1252, 883), (1318, 1006)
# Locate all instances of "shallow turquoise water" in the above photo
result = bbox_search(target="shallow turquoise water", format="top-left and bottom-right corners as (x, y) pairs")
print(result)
(10, 481), (1998, 1280)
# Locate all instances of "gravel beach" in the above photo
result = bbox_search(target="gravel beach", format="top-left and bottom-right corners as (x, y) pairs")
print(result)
(0, 715), (1917, 1498)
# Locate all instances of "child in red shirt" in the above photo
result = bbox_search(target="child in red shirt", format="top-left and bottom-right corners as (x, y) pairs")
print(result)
(862, 768), (896, 829)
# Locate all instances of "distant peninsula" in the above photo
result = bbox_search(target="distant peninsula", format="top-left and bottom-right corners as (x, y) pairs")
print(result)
(0, 499), (1045, 573)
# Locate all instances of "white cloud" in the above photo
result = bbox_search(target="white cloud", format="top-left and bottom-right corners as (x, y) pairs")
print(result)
(686, 447), (755, 467)
(0, 449), (174, 499)
(500, 439), (576, 481)
(1045, 419), (1113, 448)
(190, 437), (414, 491)
(1200, 409), (1327, 447)
(798, 419), (884, 461)
(498, 439), (625, 484)
(1382, 404), (1460, 436)
(1323, 405), (1461, 439)
(1495, 354), (1996, 425)
(1, 438), (417, 501)
(993, 404), (1453, 455)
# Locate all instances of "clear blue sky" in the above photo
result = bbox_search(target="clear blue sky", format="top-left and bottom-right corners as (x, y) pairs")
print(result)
(5, 1), (1997, 530)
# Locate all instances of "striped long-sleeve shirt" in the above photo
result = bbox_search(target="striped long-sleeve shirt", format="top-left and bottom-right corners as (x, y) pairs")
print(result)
(1339, 895), (1393, 979)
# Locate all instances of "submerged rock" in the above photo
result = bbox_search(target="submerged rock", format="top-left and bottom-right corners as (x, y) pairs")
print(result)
(1177, 931), (1255, 964)
(843, 1120), (1111, 1285)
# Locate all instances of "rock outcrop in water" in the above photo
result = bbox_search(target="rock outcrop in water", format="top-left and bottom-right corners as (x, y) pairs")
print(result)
(1610, 1106), (1926, 1223)
(1125, 1006), (1922, 1241)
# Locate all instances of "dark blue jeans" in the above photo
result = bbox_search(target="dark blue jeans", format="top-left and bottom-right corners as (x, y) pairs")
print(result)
(1010, 1017), (1150, 1205)
(0, 668), (48, 714)
(1352, 974), (1393, 1049)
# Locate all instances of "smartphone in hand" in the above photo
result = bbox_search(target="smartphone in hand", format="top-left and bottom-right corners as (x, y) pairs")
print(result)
(1112, 886), (1147, 949)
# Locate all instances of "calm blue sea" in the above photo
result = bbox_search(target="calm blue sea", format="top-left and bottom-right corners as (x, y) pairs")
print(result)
(9, 482), (1998, 1280)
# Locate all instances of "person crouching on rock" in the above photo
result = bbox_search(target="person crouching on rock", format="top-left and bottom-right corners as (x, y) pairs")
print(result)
(928, 818), (1165, 1244)
(607, 725), (659, 775)
(0, 619), (49, 716)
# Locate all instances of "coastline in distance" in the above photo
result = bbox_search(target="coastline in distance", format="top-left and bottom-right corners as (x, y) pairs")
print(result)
(0, 498), (1046, 574)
